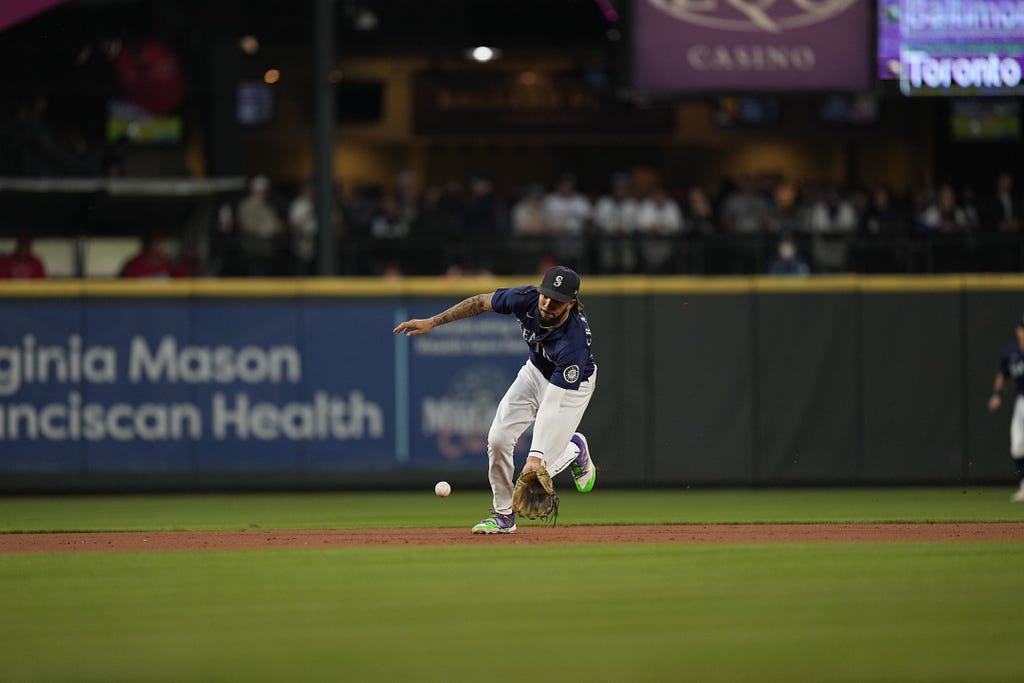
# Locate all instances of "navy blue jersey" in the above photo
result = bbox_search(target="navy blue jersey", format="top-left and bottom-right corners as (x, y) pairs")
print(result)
(999, 345), (1024, 396)
(491, 286), (596, 390)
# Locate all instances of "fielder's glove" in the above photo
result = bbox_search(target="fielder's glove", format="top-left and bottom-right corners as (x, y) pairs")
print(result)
(512, 466), (559, 525)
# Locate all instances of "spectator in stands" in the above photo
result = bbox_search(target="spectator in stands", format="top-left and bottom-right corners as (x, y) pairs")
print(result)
(684, 185), (716, 236)
(859, 185), (911, 273)
(414, 185), (451, 238)
(931, 183), (975, 271)
(343, 182), (382, 241)
(592, 172), (638, 273)
(0, 233), (46, 279)
(719, 174), (770, 235)
(935, 183), (970, 233)
(437, 178), (466, 241)
(237, 175), (285, 275)
(371, 189), (412, 239)
(863, 186), (906, 236)
(804, 184), (858, 272)
(288, 179), (318, 275)
(444, 175), (502, 274)
(395, 170), (421, 231)
(172, 244), (206, 278)
(983, 172), (1021, 233)
(542, 173), (591, 262)
(912, 186), (942, 235)
(767, 180), (802, 235)
(443, 258), (493, 279)
(719, 174), (771, 272)
(462, 175), (501, 238)
(635, 185), (684, 273)
(767, 234), (810, 277)
(120, 230), (176, 279)
(511, 183), (547, 237)
(543, 173), (591, 233)
(959, 186), (982, 233)
(804, 184), (860, 233)
(848, 187), (872, 234)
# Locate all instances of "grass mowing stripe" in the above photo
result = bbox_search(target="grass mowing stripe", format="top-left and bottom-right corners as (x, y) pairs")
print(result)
(0, 488), (1021, 532)
(0, 543), (1019, 683)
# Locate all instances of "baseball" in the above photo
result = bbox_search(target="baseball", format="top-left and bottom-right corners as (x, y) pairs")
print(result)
(434, 481), (451, 497)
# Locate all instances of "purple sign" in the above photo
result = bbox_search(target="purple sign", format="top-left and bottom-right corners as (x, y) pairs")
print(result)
(901, 49), (1023, 95)
(632, 0), (871, 91)
(878, 2), (903, 78)
(878, 0), (1024, 95)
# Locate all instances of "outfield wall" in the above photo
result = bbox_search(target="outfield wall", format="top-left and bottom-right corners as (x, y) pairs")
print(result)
(0, 276), (1020, 491)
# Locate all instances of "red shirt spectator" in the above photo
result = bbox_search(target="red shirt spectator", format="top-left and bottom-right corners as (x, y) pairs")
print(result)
(0, 234), (47, 279)
(120, 231), (176, 279)
(171, 247), (205, 278)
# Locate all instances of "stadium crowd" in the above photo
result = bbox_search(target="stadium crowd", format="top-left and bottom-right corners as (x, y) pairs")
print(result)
(1, 101), (1021, 279)
(206, 168), (1024, 279)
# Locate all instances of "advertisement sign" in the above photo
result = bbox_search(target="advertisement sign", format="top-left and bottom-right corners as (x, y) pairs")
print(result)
(0, 298), (531, 476)
(632, 0), (871, 91)
(401, 307), (529, 467)
(412, 71), (675, 135)
(0, 300), (395, 473)
(878, 0), (1024, 95)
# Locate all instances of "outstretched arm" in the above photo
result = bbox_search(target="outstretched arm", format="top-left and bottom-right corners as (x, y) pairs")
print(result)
(392, 292), (495, 336)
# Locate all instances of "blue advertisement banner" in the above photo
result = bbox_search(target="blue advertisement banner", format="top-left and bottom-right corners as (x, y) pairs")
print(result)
(400, 305), (529, 469)
(0, 298), (529, 475)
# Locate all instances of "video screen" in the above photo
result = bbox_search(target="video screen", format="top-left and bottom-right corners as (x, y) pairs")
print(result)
(818, 93), (879, 124)
(106, 98), (183, 145)
(237, 81), (275, 128)
(712, 96), (780, 127)
(877, 0), (1024, 96)
(950, 98), (1021, 141)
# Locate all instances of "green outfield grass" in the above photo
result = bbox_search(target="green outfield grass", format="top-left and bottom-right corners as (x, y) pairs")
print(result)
(0, 488), (1021, 683)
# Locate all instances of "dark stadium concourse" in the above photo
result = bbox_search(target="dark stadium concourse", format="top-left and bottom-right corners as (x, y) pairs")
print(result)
(1, 0), (1023, 277)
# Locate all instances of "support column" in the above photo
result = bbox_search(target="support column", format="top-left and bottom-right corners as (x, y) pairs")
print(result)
(204, 0), (242, 177)
(313, 0), (339, 275)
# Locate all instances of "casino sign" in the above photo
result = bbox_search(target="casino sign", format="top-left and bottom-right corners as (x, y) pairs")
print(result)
(634, 0), (870, 90)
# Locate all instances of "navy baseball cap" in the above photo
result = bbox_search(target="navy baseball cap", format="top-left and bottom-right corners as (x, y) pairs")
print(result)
(538, 266), (580, 302)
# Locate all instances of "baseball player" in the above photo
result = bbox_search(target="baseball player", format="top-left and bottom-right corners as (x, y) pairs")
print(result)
(393, 265), (597, 533)
(987, 313), (1024, 502)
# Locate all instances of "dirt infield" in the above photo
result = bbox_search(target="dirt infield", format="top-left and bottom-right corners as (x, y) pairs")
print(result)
(1, 523), (1023, 553)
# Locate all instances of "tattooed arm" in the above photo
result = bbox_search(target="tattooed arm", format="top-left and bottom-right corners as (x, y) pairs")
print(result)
(392, 292), (495, 336)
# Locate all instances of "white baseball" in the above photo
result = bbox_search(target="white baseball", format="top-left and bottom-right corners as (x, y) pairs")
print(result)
(434, 481), (451, 497)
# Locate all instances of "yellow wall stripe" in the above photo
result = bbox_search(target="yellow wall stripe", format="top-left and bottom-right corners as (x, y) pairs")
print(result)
(1, 274), (1023, 298)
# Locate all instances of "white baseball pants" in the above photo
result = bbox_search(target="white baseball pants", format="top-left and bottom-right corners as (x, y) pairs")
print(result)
(486, 361), (597, 514)
(1011, 395), (1024, 459)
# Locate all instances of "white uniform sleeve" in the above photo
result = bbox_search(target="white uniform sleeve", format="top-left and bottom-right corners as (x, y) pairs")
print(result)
(529, 384), (573, 464)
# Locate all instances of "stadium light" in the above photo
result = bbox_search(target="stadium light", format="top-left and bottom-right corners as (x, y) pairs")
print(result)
(467, 46), (500, 63)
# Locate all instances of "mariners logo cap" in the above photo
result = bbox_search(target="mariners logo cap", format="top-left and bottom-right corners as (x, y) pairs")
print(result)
(538, 265), (580, 303)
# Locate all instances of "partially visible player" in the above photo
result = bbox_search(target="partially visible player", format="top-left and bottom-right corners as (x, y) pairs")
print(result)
(393, 265), (598, 533)
(987, 313), (1024, 502)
